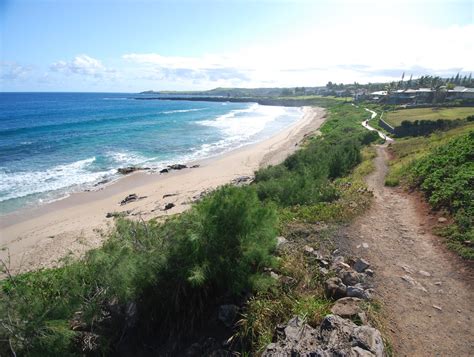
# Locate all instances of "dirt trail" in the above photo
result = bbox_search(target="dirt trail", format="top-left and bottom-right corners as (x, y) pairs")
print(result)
(343, 145), (473, 356)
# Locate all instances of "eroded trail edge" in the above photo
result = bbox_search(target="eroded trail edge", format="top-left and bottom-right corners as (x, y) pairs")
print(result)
(342, 145), (473, 356)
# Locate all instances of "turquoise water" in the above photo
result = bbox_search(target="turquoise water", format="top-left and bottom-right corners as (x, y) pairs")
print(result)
(0, 93), (302, 214)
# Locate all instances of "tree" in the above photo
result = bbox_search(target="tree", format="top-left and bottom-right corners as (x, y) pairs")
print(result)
(454, 73), (460, 85)
(406, 74), (413, 89)
(432, 83), (446, 104)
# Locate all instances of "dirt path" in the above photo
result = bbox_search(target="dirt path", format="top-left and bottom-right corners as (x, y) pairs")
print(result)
(361, 108), (394, 142)
(343, 145), (473, 356)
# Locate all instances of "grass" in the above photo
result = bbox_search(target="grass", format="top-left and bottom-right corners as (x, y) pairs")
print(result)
(0, 102), (382, 356)
(385, 123), (474, 259)
(267, 95), (351, 108)
(279, 95), (353, 102)
(385, 122), (474, 187)
(385, 107), (474, 127)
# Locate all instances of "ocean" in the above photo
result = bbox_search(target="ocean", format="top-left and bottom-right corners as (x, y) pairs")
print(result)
(0, 92), (302, 214)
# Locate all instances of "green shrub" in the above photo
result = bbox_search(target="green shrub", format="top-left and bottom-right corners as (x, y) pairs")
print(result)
(409, 131), (474, 258)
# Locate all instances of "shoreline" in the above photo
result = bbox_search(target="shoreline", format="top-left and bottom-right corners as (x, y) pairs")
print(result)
(0, 106), (326, 275)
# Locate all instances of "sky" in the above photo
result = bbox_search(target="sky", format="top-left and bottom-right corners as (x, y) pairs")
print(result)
(0, 0), (473, 92)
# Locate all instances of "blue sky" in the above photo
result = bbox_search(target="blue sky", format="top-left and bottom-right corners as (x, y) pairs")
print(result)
(1, 0), (473, 92)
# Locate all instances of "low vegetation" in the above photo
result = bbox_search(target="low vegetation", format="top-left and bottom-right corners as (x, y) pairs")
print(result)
(385, 123), (474, 259)
(0, 101), (380, 356)
(385, 107), (474, 127)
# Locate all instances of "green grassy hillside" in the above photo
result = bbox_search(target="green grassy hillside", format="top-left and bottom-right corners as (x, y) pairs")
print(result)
(385, 107), (474, 127)
(386, 123), (474, 259)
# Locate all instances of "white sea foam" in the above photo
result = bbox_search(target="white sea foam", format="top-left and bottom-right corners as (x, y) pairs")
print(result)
(106, 151), (152, 166)
(198, 103), (287, 140)
(162, 108), (206, 114)
(0, 157), (115, 202)
(189, 104), (300, 161)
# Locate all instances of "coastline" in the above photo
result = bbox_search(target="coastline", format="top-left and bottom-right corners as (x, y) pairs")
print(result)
(0, 106), (326, 275)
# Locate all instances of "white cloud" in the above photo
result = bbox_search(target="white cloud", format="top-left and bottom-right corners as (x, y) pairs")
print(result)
(51, 55), (114, 78)
(123, 23), (473, 88)
(0, 61), (32, 80)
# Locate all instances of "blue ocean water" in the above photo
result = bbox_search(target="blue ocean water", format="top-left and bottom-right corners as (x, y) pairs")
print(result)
(0, 93), (302, 214)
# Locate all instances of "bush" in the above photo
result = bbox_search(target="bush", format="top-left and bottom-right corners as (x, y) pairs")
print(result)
(255, 137), (361, 206)
(409, 131), (474, 258)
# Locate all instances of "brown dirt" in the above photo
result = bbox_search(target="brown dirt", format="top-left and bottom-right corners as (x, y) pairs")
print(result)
(343, 145), (474, 356)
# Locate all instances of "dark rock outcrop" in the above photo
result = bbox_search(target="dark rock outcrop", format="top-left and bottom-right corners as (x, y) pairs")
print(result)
(262, 315), (384, 356)
(120, 193), (139, 205)
(164, 202), (175, 211)
(330, 297), (363, 319)
(325, 277), (347, 299)
(120, 193), (146, 206)
(117, 166), (149, 175)
(354, 258), (371, 273)
(168, 164), (187, 170)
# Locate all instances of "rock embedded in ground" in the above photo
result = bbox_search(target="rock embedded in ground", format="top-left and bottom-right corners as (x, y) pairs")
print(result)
(217, 304), (239, 328)
(168, 163), (187, 170)
(94, 178), (110, 186)
(331, 297), (363, 318)
(437, 217), (448, 223)
(276, 236), (288, 248)
(325, 277), (347, 299)
(354, 258), (371, 273)
(231, 175), (253, 186)
(159, 168), (169, 174)
(347, 285), (370, 300)
(164, 203), (175, 211)
(117, 166), (144, 175)
(340, 269), (362, 286)
(419, 270), (431, 277)
(120, 193), (138, 205)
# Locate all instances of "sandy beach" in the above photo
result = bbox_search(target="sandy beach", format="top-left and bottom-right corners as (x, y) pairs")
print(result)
(0, 106), (326, 275)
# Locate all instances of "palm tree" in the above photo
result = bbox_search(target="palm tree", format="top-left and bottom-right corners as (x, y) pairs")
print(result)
(432, 84), (446, 104)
